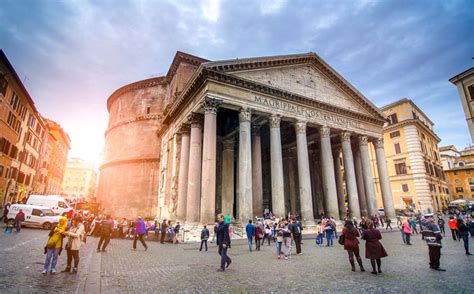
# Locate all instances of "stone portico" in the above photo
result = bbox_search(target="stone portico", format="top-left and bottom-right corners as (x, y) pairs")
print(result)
(156, 52), (396, 225)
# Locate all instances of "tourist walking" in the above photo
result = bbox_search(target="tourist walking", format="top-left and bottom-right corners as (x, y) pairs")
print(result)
(42, 216), (67, 274)
(362, 220), (388, 275)
(97, 215), (113, 252)
(448, 216), (459, 241)
(2, 202), (10, 223)
(421, 214), (445, 271)
(275, 222), (284, 259)
(216, 214), (231, 271)
(324, 220), (335, 247)
(14, 209), (25, 233)
(457, 218), (472, 255)
(438, 217), (446, 237)
(341, 220), (365, 272)
(402, 218), (412, 245)
(200, 224), (209, 251)
(133, 216), (148, 250)
(255, 222), (263, 251)
(467, 215), (474, 237)
(173, 222), (181, 244)
(315, 221), (323, 247)
(283, 221), (292, 259)
(263, 223), (271, 246)
(290, 219), (302, 255)
(245, 220), (255, 252)
(385, 218), (392, 230)
(160, 219), (167, 244)
(62, 216), (85, 274)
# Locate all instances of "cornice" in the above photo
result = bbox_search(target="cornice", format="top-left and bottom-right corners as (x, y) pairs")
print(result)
(106, 76), (168, 112)
(99, 157), (159, 170)
(162, 68), (385, 127)
(383, 119), (441, 142)
(166, 51), (209, 79)
(104, 114), (163, 137)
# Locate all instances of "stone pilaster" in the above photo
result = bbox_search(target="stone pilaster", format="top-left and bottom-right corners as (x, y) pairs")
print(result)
(269, 114), (285, 218)
(221, 138), (235, 218)
(295, 121), (315, 225)
(374, 137), (396, 219)
(176, 124), (190, 221)
(341, 132), (361, 218)
(251, 125), (263, 217)
(238, 107), (253, 222)
(359, 135), (377, 217)
(319, 126), (339, 219)
(186, 113), (203, 224)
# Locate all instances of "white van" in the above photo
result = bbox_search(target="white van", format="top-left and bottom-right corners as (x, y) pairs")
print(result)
(7, 204), (62, 230)
(26, 195), (72, 215)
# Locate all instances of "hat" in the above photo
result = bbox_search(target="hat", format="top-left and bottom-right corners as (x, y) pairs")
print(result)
(423, 213), (434, 218)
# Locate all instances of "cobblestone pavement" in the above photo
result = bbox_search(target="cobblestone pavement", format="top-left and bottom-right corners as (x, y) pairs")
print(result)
(0, 226), (472, 293)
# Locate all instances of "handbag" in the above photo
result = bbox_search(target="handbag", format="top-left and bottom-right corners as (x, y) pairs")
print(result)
(338, 234), (345, 245)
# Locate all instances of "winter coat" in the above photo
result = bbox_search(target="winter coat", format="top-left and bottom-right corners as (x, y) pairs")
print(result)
(342, 227), (360, 251)
(362, 229), (388, 259)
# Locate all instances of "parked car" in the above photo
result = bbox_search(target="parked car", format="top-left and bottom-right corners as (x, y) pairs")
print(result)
(7, 204), (61, 229)
(26, 195), (71, 215)
(395, 208), (415, 217)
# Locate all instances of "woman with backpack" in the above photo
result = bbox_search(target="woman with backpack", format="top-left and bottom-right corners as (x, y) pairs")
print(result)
(62, 216), (85, 274)
(341, 220), (365, 272)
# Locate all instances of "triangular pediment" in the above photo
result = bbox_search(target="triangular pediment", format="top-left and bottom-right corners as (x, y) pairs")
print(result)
(230, 64), (372, 116)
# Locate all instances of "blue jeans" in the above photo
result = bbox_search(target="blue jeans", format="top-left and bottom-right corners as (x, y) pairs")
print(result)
(326, 231), (334, 246)
(16, 221), (21, 232)
(461, 233), (470, 254)
(44, 248), (60, 272)
(401, 230), (406, 243)
(315, 233), (323, 246)
(247, 237), (253, 251)
(275, 241), (282, 256)
(218, 245), (231, 270)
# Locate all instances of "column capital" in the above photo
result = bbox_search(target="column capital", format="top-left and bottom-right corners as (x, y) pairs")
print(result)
(222, 138), (235, 150)
(239, 107), (252, 122)
(202, 97), (222, 114)
(374, 137), (384, 149)
(295, 121), (307, 134)
(269, 114), (281, 128)
(340, 131), (351, 142)
(358, 135), (368, 146)
(187, 113), (203, 129)
(320, 125), (330, 138)
(177, 123), (190, 135)
(251, 124), (261, 136)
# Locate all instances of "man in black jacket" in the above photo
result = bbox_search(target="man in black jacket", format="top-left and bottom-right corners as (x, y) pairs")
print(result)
(216, 214), (231, 271)
(290, 219), (303, 255)
(97, 215), (113, 252)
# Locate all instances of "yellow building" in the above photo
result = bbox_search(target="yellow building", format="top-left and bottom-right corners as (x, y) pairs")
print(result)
(441, 146), (474, 201)
(370, 98), (449, 213)
(62, 158), (97, 201)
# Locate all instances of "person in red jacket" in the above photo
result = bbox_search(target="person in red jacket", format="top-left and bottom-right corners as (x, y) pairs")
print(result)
(448, 216), (459, 241)
(342, 220), (365, 272)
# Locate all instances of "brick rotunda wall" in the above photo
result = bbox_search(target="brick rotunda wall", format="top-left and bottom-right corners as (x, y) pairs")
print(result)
(98, 77), (166, 218)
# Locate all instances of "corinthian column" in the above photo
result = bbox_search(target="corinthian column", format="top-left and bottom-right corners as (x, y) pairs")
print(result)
(251, 125), (263, 217)
(359, 135), (377, 217)
(186, 114), (203, 224)
(238, 108), (253, 222)
(353, 143), (368, 217)
(295, 121), (315, 225)
(333, 148), (345, 219)
(319, 126), (339, 219)
(374, 137), (396, 219)
(269, 114), (285, 218)
(176, 124), (190, 221)
(341, 132), (361, 218)
(200, 98), (221, 224)
(221, 138), (235, 218)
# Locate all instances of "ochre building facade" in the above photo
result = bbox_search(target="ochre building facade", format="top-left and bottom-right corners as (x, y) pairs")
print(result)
(99, 52), (397, 223)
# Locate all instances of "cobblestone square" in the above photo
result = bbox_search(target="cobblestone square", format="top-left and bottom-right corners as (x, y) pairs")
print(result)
(0, 227), (472, 293)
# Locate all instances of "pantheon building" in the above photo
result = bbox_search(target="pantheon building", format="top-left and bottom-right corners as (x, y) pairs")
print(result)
(98, 51), (396, 224)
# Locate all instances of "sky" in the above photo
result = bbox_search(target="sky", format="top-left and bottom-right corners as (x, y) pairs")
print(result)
(1, 0), (473, 169)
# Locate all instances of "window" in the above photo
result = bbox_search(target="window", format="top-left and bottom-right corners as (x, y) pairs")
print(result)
(58, 202), (67, 208)
(146, 107), (151, 114)
(394, 143), (401, 154)
(10, 93), (19, 111)
(395, 161), (407, 175)
(387, 113), (398, 125)
(0, 165), (3, 177)
(468, 84), (474, 100)
(469, 178), (474, 185)
(459, 162), (465, 167)
(455, 179), (461, 186)
(412, 110), (417, 120)
(456, 187), (464, 193)
(390, 131), (400, 138)
(0, 73), (7, 96)
(454, 171), (458, 175)
(402, 184), (409, 192)
(32, 209), (42, 216)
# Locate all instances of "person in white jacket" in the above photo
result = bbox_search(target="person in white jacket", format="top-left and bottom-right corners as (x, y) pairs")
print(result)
(62, 216), (85, 274)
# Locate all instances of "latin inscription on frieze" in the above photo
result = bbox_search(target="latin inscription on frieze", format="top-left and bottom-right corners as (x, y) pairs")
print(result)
(254, 95), (361, 129)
